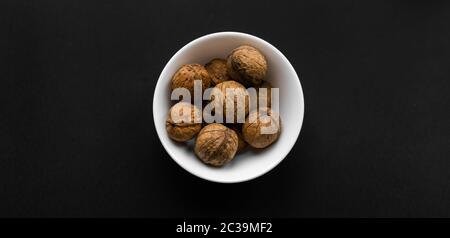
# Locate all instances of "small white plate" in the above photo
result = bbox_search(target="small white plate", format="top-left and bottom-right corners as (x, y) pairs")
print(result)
(153, 32), (304, 183)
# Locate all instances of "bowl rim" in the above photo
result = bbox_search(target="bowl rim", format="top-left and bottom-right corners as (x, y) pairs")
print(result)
(153, 31), (305, 183)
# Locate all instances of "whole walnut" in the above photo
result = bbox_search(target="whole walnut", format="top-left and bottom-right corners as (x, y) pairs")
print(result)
(171, 64), (211, 97)
(205, 58), (231, 86)
(166, 102), (202, 142)
(212, 80), (249, 123)
(256, 81), (272, 108)
(227, 45), (267, 87)
(195, 123), (239, 167)
(242, 108), (281, 149)
(228, 124), (247, 153)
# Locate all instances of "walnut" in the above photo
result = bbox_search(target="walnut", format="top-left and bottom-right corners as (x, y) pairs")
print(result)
(212, 80), (249, 123)
(227, 45), (267, 87)
(195, 123), (238, 166)
(242, 108), (281, 148)
(256, 81), (272, 108)
(166, 102), (202, 142)
(205, 58), (231, 85)
(227, 124), (247, 153)
(171, 64), (211, 96)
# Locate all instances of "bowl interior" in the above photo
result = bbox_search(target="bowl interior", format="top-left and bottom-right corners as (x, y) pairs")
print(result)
(153, 32), (304, 183)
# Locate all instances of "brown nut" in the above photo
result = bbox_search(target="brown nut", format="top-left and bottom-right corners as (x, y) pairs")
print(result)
(227, 45), (267, 87)
(195, 123), (238, 167)
(205, 58), (231, 86)
(256, 81), (272, 108)
(166, 102), (202, 142)
(212, 81), (249, 123)
(227, 124), (247, 153)
(171, 64), (211, 97)
(242, 108), (281, 148)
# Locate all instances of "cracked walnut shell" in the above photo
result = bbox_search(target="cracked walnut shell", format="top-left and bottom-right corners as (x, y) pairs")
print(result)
(242, 108), (281, 149)
(195, 123), (238, 167)
(166, 102), (202, 142)
(227, 45), (267, 86)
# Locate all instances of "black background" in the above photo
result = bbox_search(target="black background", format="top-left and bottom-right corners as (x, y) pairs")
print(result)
(1, 0), (450, 217)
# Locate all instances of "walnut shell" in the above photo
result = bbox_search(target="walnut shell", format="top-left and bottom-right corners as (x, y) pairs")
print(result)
(228, 124), (247, 153)
(256, 81), (272, 108)
(227, 45), (267, 87)
(166, 102), (202, 142)
(242, 108), (281, 148)
(212, 81), (249, 123)
(195, 123), (238, 167)
(171, 64), (211, 97)
(205, 58), (231, 85)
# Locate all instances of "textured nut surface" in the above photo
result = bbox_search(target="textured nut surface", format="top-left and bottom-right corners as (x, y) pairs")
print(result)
(256, 81), (272, 108)
(166, 102), (202, 142)
(243, 108), (281, 148)
(205, 58), (231, 85)
(171, 64), (211, 96)
(228, 124), (247, 153)
(227, 45), (267, 86)
(213, 81), (249, 123)
(195, 123), (238, 167)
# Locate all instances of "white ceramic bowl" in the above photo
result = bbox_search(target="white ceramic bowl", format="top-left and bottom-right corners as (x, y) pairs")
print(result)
(153, 32), (304, 183)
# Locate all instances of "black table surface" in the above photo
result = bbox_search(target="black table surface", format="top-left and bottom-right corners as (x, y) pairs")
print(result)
(1, 1), (450, 217)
